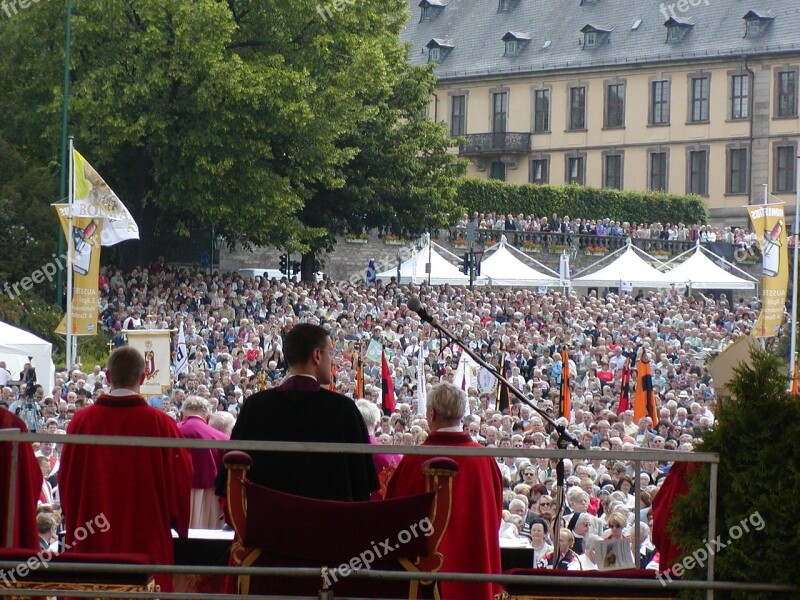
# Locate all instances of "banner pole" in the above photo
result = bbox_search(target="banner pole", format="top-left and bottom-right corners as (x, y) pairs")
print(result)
(790, 156), (800, 387)
(66, 137), (75, 373)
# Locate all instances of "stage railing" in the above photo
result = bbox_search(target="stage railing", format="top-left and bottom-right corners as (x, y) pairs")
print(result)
(0, 430), (792, 599)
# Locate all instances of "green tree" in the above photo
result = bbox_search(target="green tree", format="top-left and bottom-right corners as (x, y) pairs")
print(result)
(0, 0), (461, 278)
(668, 349), (800, 599)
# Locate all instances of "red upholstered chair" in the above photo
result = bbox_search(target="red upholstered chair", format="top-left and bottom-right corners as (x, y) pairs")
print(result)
(222, 450), (459, 598)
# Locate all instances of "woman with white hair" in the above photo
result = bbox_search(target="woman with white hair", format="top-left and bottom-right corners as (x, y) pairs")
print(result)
(356, 400), (401, 499)
(568, 533), (602, 571)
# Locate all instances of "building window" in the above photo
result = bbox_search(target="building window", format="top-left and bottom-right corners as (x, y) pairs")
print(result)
(534, 89), (550, 133)
(667, 26), (682, 42)
(490, 161), (506, 181)
(604, 154), (623, 189)
(775, 145), (796, 193)
(566, 156), (585, 185)
(731, 74), (749, 120)
(428, 47), (440, 63)
(569, 86), (586, 130)
(504, 39), (518, 56)
(688, 149), (708, 195)
(690, 76), (709, 123)
(498, 0), (514, 11)
(492, 92), (508, 133)
(531, 158), (549, 184)
(450, 95), (466, 137)
(421, 5), (432, 21)
(584, 32), (596, 48)
(649, 152), (668, 192)
(650, 80), (670, 125)
(777, 71), (798, 118)
(727, 148), (748, 194)
(605, 83), (625, 128)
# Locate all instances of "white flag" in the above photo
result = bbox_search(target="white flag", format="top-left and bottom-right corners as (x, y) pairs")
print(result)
(175, 322), (188, 375)
(72, 149), (140, 246)
(416, 343), (427, 416)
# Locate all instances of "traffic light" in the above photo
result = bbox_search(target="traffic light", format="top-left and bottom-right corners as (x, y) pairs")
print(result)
(462, 252), (470, 275)
(279, 254), (288, 274)
(291, 261), (301, 276)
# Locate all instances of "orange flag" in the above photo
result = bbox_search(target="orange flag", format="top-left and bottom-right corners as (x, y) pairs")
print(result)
(560, 347), (571, 420)
(634, 352), (657, 424)
(792, 360), (798, 397)
(355, 353), (364, 399)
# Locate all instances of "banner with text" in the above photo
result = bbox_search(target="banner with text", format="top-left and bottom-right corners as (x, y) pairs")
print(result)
(126, 330), (172, 394)
(54, 204), (102, 336)
(746, 204), (788, 338)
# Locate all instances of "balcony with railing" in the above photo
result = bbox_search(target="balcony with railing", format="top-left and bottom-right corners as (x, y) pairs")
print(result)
(459, 132), (531, 155)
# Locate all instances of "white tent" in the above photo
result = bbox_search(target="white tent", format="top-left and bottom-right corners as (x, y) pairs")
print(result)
(376, 239), (486, 285)
(573, 246), (673, 288)
(0, 321), (55, 388)
(664, 247), (757, 290)
(481, 238), (561, 287)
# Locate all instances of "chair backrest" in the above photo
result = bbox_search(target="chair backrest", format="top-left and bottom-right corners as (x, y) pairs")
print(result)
(223, 450), (459, 598)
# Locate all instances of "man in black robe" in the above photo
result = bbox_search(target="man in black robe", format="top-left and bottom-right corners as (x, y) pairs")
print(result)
(215, 323), (378, 501)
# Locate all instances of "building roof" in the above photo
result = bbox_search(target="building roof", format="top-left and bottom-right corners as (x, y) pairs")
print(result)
(401, 0), (800, 81)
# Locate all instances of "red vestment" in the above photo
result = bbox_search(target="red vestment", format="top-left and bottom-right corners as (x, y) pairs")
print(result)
(385, 431), (503, 600)
(59, 395), (192, 592)
(0, 409), (42, 549)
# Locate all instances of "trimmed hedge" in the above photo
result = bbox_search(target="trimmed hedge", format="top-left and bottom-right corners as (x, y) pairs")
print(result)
(455, 179), (709, 225)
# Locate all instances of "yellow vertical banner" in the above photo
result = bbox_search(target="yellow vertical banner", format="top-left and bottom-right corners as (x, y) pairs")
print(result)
(54, 204), (102, 336)
(125, 330), (172, 395)
(746, 204), (789, 338)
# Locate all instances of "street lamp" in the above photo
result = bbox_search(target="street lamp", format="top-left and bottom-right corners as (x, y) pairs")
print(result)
(213, 233), (224, 273)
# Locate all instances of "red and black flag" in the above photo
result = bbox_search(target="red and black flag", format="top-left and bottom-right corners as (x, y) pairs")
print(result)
(617, 357), (631, 415)
(380, 347), (396, 414)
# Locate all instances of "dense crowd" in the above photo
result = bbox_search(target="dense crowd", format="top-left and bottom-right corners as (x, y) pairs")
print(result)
(454, 212), (758, 247)
(2, 262), (764, 569)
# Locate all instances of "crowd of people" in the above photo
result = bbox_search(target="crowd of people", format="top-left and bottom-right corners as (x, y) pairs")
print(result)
(454, 212), (759, 248)
(1, 260), (764, 593)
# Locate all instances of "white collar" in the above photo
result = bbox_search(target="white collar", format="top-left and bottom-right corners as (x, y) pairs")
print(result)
(108, 388), (140, 396)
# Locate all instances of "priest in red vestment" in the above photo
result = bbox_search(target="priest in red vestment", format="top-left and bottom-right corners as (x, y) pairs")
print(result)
(385, 382), (504, 600)
(215, 323), (378, 501)
(59, 347), (192, 592)
(0, 407), (43, 549)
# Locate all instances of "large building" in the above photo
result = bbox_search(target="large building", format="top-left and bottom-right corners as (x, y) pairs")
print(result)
(401, 0), (800, 223)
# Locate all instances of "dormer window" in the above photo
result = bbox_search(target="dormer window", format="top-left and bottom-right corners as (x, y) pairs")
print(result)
(743, 10), (775, 38)
(426, 38), (454, 63)
(580, 24), (611, 49)
(502, 32), (531, 57)
(498, 0), (519, 12)
(419, 0), (446, 22)
(664, 17), (694, 43)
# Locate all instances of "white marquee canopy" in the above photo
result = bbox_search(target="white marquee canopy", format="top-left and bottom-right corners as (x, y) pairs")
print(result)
(480, 238), (561, 287)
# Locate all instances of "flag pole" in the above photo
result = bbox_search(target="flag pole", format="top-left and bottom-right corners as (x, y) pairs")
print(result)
(65, 137), (75, 373)
(790, 155), (800, 388)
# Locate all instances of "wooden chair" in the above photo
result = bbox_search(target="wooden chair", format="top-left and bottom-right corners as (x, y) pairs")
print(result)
(223, 450), (459, 598)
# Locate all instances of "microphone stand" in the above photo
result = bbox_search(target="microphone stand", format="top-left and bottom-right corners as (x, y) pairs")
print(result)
(410, 301), (584, 569)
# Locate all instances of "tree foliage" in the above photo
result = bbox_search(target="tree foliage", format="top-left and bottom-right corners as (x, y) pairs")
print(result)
(455, 179), (709, 225)
(0, 0), (462, 276)
(668, 349), (800, 599)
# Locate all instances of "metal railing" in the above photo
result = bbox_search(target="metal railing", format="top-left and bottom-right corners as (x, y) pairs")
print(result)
(450, 227), (710, 256)
(0, 430), (791, 599)
(459, 132), (532, 155)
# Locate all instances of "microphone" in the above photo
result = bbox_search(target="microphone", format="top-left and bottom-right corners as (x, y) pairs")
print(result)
(407, 296), (434, 324)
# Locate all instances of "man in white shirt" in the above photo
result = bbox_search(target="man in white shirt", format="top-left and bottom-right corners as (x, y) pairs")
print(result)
(0, 362), (12, 386)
